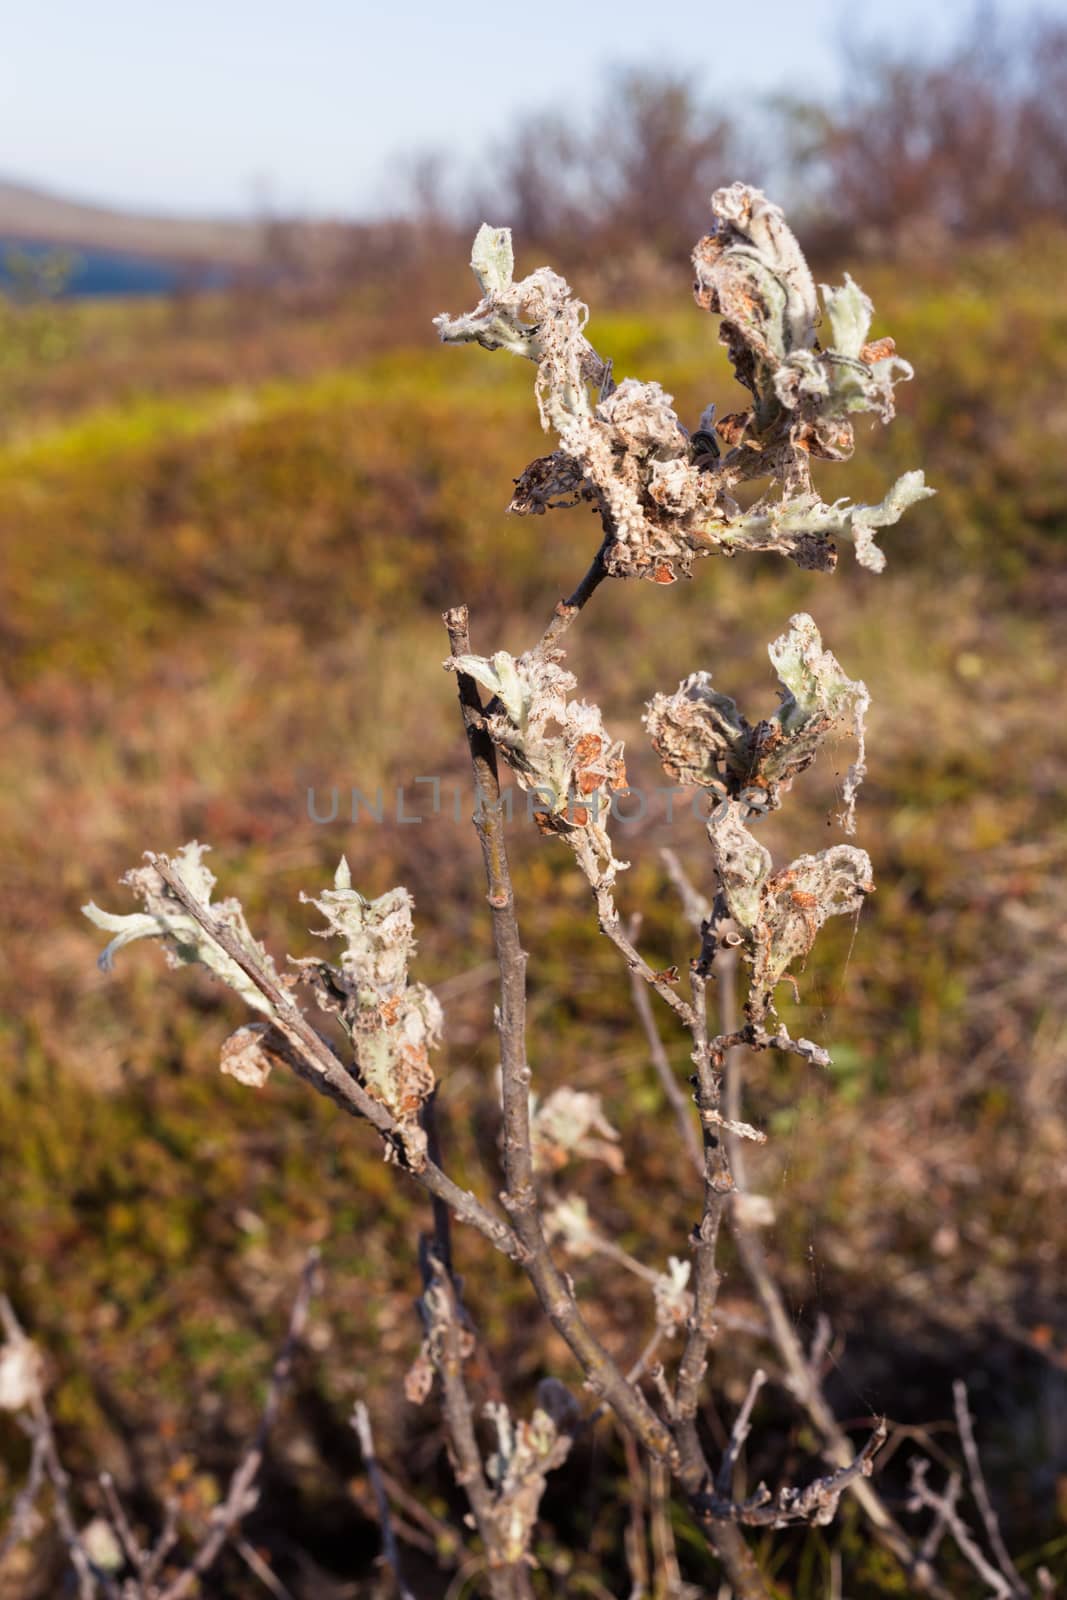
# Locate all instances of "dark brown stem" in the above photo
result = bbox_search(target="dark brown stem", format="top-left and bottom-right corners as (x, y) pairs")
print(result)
(536, 543), (610, 654)
(421, 1088), (454, 1280)
(352, 1402), (415, 1600)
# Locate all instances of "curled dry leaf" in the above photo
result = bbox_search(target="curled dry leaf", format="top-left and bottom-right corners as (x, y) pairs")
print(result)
(220, 1022), (276, 1088)
(437, 186), (932, 585)
(543, 1195), (599, 1259)
(708, 801), (874, 1027)
(83, 841), (281, 1019)
(403, 1339), (435, 1407)
(530, 1087), (624, 1175)
(646, 612), (869, 831)
(447, 647), (628, 884)
(484, 1399), (575, 1564)
(653, 1257), (694, 1337)
(693, 184), (934, 572)
(295, 860), (442, 1164)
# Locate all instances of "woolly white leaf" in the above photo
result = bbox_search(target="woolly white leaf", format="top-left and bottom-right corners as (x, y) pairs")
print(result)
(470, 223), (514, 294)
(83, 842), (278, 1019)
(0, 1336), (42, 1411)
(821, 274), (873, 360)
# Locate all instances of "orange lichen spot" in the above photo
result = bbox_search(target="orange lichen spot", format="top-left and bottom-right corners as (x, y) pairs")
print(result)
(860, 336), (896, 365)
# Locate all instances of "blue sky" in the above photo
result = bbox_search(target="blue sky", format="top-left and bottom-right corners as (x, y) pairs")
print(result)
(0, 0), (1058, 216)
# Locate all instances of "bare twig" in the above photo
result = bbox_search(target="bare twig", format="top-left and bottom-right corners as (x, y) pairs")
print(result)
(421, 1257), (533, 1600)
(918, 1469), (963, 1565)
(353, 1401), (415, 1600)
(621, 1427), (651, 1599)
(660, 849), (712, 931)
(156, 1249), (320, 1600)
(447, 603), (780, 1597)
(907, 1458), (1017, 1600)
(99, 1471), (148, 1579)
(0, 1296), (98, 1600)
(660, 872), (956, 1600)
(141, 1498), (180, 1587)
(628, 913), (703, 1176)
(444, 606), (674, 1462)
(536, 542), (611, 654)
(716, 1370), (767, 1499)
(0, 1430), (47, 1568)
(649, 1457), (689, 1600)
(953, 1381), (1027, 1598)
(150, 856), (524, 1266)
(421, 1088), (455, 1281)
(38, 1421), (99, 1600)
(694, 1420), (887, 1529)
(588, 869), (695, 1026)
(235, 1536), (298, 1600)
(377, 1465), (462, 1565)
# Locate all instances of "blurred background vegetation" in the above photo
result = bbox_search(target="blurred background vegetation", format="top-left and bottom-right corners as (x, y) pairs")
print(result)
(1, 9), (1065, 1596)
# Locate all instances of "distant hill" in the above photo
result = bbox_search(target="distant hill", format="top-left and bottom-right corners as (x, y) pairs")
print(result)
(0, 179), (411, 298)
(0, 179), (265, 265)
(0, 179), (282, 296)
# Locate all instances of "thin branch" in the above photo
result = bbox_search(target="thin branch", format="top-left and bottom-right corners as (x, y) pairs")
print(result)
(141, 1498), (180, 1587)
(156, 1249), (320, 1600)
(662, 869), (956, 1600)
(694, 1420), (887, 1528)
(587, 865), (694, 1026)
(536, 542), (611, 654)
(907, 1459), (1016, 1600)
(149, 856), (524, 1266)
(627, 912), (703, 1175)
(918, 1469), (963, 1565)
(38, 1417), (99, 1600)
(673, 976), (733, 1495)
(421, 1088), (455, 1281)
(0, 1297), (97, 1600)
(422, 1258), (532, 1600)
(444, 606), (674, 1462)
(0, 1430), (47, 1569)
(716, 1370), (767, 1500)
(621, 1427), (651, 1600)
(377, 1466), (462, 1565)
(953, 1381), (1027, 1598)
(235, 1536), (298, 1600)
(99, 1471), (147, 1579)
(659, 848), (712, 931)
(353, 1402), (415, 1600)
(649, 1457), (688, 1600)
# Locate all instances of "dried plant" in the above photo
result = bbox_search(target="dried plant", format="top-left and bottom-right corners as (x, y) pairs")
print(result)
(3, 184), (1042, 1599)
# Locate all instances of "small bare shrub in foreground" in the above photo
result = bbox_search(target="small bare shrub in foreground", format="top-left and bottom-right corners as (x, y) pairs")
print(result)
(1, 185), (1052, 1599)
